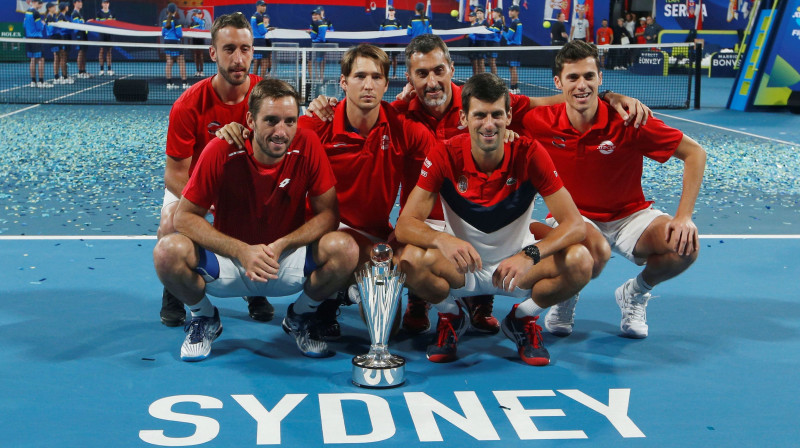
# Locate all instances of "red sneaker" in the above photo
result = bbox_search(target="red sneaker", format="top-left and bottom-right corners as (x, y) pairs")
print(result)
(402, 293), (431, 334)
(465, 295), (500, 334)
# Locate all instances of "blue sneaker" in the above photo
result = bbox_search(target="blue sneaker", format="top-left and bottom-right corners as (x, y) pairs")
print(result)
(501, 304), (550, 366)
(282, 303), (333, 358)
(180, 307), (223, 362)
(426, 302), (468, 363)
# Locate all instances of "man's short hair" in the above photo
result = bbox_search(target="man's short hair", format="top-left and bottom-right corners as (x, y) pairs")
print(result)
(461, 73), (510, 114)
(248, 78), (302, 116)
(341, 43), (390, 78)
(405, 34), (452, 66)
(553, 39), (600, 77)
(210, 12), (253, 47)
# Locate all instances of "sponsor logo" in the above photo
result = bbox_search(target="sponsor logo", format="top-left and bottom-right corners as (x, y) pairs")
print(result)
(332, 143), (349, 148)
(554, 170), (559, 177)
(457, 175), (468, 193)
(279, 178), (291, 188)
(381, 134), (390, 151)
(206, 121), (222, 135)
(506, 177), (517, 186)
(551, 136), (566, 148)
(597, 140), (616, 155)
(712, 57), (736, 67)
(420, 169), (428, 178)
(227, 150), (245, 157)
(423, 158), (432, 168)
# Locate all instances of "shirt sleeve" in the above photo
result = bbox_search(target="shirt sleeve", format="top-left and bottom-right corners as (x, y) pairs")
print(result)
(417, 141), (447, 194)
(165, 100), (197, 159)
(182, 140), (225, 210)
(527, 140), (563, 197)
(633, 116), (683, 163)
(301, 129), (337, 197)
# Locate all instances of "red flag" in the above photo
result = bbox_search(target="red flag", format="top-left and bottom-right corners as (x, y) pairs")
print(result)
(486, 0), (493, 25)
(695, 0), (703, 30)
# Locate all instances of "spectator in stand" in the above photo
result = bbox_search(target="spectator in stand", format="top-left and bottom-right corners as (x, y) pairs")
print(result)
(611, 16), (632, 70)
(595, 18), (613, 68)
(635, 16), (647, 44)
(624, 12), (636, 38)
(569, 10), (589, 42)
(644, 16), (663, 45)
(550, 12), (568, 46)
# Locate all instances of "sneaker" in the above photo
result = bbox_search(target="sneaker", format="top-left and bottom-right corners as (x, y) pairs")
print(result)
(180, 307), (223, 362)
(40, 81), (53, 88)
(544, 294), (580, 337)
(182, 82), (190, 89)
(282, 303), (333, 358)
(166, 83), (176, 90)
(199, 72), (204, 77)
(107, 70), (114, 76)
(52, 78), (62, 85)
(63, 77), (74, 84)
(615, 279), (650, 338)
(244, 296), (274, 322)
(29, 81), (37, 88)
(465, 295), (500, 334)
(402, 293), (431, 334)
(426, 303), (468, 363)
(194, 71), (201, 77)
(160, 288), (187, 327)
(98, 70), (104, 76)
(501, 304), (550, 366)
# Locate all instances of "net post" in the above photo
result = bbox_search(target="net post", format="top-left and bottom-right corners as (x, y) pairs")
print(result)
(301, 49), (308, 103)
(693, 41), (702, 109)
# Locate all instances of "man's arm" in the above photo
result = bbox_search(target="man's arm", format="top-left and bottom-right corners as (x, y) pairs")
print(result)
(268, 187), (339, 259)
(174, 197), (280, 282)
(666, 134), (706, 255)
(164, 155), (191, 199)
(396, 186), (482, 273)
(538, 187), (586, 258)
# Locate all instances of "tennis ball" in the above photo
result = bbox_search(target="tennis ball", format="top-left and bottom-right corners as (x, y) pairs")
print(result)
(543, 21), (551, 28)
(450, 9), (459, 18)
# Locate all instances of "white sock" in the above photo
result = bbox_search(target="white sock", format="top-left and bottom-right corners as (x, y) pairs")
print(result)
(515, 298), (545, 318)
(434, 296), (462, 315)
(634, 273), (653, 293)
(189, 295), (214, 318)
(293, 291), (321, 314)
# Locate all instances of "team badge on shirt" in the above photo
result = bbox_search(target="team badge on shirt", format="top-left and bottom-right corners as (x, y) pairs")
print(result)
(551, 136), (566, 148)
(597, 140), (616, 155)
(381, 134), (390, 151)
(457, 175), (468, 193)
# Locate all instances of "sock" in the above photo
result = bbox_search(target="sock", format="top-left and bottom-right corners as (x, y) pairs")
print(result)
(189, 295), (214, 318)
(31, 77), (36, 83)
(433, 296), (462, 315)
(38, 78), (43, 83)
(293, 291), (321, 314)
(515, 298), (545, 318)
(634, 273), (653, 293)
(511, 83), (518, 89)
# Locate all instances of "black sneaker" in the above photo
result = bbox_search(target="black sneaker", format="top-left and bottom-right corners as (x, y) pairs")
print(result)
(501, 304), (550, 366)
(315, 298), (342, 341)
(281, 303), (333, 358)
(160, 288), (186, 327)
(402, 293), (432, 334)
(244, 296), (274, 322)
(426, 304), (468, 363)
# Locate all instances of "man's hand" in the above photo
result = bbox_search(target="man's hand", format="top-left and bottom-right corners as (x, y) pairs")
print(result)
(395, 83), (415, 102)
(664, 215), (699, 257)
(492, 253), (533, 292)
(238, 244), (281, 282)
(503, 128), (519, 143)
(305, 95), (337, 121)
(215, 122), (249, 148)
(606, 92), (653, 128)
(434, 233), (482, 274)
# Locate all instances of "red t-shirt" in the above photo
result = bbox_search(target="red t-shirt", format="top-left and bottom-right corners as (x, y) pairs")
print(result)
(182, 128), (336, 246)
(417, 134), (562, 262)
(520, 101), (684, 222)
(635, 25), (647, 44)
(166, 74), (261, 175)
(596, 27), (614, 45)
(298, 100), (434, 240)
(392, 82), (533, 220)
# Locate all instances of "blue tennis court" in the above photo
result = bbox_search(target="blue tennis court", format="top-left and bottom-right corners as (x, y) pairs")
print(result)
(1, 78), (799, 447)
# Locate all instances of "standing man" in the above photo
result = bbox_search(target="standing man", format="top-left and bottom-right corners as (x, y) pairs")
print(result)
(96, 0), (114, 76)
(56, 2), (73, 84)
(520, 40), (706, 339)
(569, 10), (589, 42)
(550, 12), (568, 46)
(407, 2), (432, 38)
(379, 6), (402, 79)
(611, 16), (632, 69)
(250, 1), (268, 78)
(158, 12), (272, 327)
(595, 18), (613, 68)
(503, 5), (523, 94)
(395, 73), (592, 366)
(153, 79), (359, 361)
(469, 8), (487, 75)
(71, 0), (89, 78)
(24, 0), (49, 88)
(644, 16), (663, 45)
(44, 2), (62, 84)
(307, 8), (329, 84)
(635, 17), (647, 44)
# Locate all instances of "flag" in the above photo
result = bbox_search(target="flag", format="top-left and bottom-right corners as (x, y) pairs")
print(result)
(386, 0), (392, 18)
(425, 0), (432, 18)
(486, 0), (492, 24)
(695, 0), (703, 30)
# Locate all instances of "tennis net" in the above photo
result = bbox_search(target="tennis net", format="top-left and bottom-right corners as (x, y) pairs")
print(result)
(0, 37), (698, 108)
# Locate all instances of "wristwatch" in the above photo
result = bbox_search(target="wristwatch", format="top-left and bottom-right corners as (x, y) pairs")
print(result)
(522, 244), (540, 265)
(599, 90), (613, 101)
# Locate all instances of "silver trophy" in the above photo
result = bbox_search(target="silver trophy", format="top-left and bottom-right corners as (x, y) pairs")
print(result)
(351, 243), (406, 388)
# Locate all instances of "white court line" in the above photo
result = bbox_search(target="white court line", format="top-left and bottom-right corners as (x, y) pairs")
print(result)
(0, 234), (799, 240)
(656, 112), (800, 147)
(0, 75), (131, 119)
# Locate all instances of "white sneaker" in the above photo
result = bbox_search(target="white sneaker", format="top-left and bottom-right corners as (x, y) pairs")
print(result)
(182, 82), (190, 89)
(36, 81), (44, 88)
(107, 70), (114, 76)
(544, 294), (580, 336)
(615, 279), (650, 338)
(41, 82), (54, 88)
(52, 78), (62, 84)
(194, 71), (200, 77)
(64, 77), (74, 84)
(166, 83), (176, 89)
(199, 71), (204, 77)
(98, 70), (105, 76)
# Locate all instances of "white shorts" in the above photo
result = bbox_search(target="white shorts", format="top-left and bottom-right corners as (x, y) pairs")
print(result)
(194, 245), (313, 298)
(546, 207), (668, 265)
(162, 188), (180, 211)
(450, 232), (537, 299)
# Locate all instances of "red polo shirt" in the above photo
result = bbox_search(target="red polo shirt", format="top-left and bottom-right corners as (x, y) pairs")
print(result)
(521, 100), (683, 222)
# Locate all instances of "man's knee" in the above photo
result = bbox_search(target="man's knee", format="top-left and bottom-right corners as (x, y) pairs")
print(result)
(585, 232), (611, 278)
(153, 233), (195, 276)
(563, 243), (593, 287)
(319, 231), (359, 272)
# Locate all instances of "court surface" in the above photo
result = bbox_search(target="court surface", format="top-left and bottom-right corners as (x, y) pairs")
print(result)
(1, 78), (799, 447)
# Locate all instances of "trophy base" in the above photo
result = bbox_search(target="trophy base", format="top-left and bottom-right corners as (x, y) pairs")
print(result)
(351, 355), (406, 389)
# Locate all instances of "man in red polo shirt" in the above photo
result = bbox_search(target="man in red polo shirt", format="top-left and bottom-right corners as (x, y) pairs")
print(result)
(153, 79), (358, 361)
(520, 40), (706, 339)
(395, 73), (592, 366)
(158, 13), (272, 327)
(306, 34), (651, 336)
